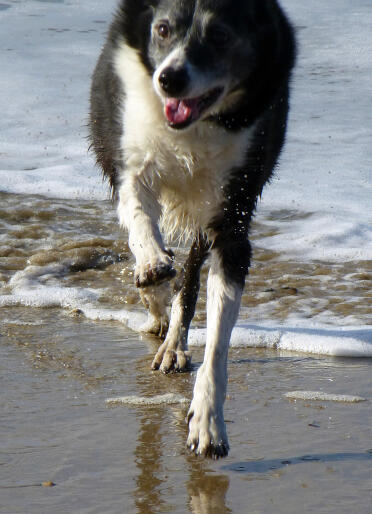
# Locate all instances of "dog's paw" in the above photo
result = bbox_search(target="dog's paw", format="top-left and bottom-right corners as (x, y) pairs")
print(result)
(135, 250), (176, 288)
(151, 346), (192, 373)
(186, 402), (229, 459)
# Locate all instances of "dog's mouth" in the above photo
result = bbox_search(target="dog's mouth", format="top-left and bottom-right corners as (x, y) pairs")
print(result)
(164, 87), (223, 129)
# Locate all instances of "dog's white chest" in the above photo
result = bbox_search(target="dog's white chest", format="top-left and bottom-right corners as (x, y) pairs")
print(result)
(115, 42), (252, 240)
(125, 109), (251, 241)
(157, 125), (251, 240)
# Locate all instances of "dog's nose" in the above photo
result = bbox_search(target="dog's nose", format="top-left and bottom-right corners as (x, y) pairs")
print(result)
(158, 66), (189, 96)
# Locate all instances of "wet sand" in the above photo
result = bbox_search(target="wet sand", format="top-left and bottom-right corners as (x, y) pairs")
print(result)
(1, 310), (372, 513)
(1, 192), (372, 513)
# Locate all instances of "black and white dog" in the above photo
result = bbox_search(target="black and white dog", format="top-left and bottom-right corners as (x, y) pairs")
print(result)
(90, 0), (295, 458)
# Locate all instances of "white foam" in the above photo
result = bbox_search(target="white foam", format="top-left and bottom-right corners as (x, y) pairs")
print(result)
(105, 393), (189, 406)
(9, 263), (68, 289)
(0, 286), (99, 309)
(0, 263), (100, 309)
(1, 251), (371, 358)
(81, 306), (147, 332)
(284, 391), (367, 403)
(257, 0), (372, 262)
(2, 319), (44, 327)
(0, 165), (107, 201)
(188, 325), (372, 357)
(78, 305), (372, 358)
(2, 267), (371, 357)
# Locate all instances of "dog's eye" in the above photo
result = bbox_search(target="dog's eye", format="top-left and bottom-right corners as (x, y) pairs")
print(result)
(157, 22), (170, 40)
(207, 25), (231, 48)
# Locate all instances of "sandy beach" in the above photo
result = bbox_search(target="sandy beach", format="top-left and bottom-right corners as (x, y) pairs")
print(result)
(1, 0), (371, 512)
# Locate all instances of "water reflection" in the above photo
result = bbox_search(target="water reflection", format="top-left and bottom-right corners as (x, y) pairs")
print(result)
(134, 409), (166, 513)
(187, 464), (231, 514)
(132, 350), (231, 513)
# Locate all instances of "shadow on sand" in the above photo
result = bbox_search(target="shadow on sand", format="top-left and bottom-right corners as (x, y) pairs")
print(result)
(222, 450), (372, 474)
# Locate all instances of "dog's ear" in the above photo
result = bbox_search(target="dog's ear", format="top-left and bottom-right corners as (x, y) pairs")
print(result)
(115, 1), (156, 47)
(112, 1), (159, 72)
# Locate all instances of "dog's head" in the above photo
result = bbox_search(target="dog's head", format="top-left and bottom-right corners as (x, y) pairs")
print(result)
(119, 0), (295, 130)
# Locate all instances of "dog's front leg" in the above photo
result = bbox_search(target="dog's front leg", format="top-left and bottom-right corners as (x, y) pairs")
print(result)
(187, 240), (249, 458)
(118, 174), (176, 288)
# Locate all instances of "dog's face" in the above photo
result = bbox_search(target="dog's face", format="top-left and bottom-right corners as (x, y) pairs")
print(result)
(144, 0), (276, 130)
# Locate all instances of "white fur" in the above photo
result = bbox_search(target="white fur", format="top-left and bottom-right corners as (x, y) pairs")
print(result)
(187, 253), (242, 454)
(151, 290), (191, 372)
(153, 44), (229, 105)
(139, 282), (170, 337)
(152, 46), (187, 97)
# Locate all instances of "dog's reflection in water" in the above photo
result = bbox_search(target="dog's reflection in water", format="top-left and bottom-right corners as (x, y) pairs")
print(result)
(188, 472), (231, 514)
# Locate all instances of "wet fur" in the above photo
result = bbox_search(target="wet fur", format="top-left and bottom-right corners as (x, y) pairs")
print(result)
(90, 0), (295, 458)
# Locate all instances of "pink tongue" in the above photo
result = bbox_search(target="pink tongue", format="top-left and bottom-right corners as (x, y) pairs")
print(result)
(165, 98), (197, 125)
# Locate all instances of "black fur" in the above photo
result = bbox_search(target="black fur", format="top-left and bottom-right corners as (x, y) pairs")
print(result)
(210, 95), (291, 285)
(176, 233), (210, 340)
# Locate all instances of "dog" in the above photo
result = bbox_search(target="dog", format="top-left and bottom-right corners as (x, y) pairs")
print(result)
(90, 0), (296, 458)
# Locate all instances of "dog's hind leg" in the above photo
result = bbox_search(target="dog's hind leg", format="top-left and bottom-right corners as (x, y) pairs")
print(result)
(139, 282), (171, 338)
(186, 238), (251, 458)
(151, 233), (210, 373)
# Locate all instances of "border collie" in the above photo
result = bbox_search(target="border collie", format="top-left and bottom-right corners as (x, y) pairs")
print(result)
(90, 0), (296, 458)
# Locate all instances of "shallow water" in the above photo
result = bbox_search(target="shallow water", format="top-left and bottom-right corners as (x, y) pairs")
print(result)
(1, 311), (372, 513)
(1, 191), (372, 513)
(1, 192), (371, 326)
